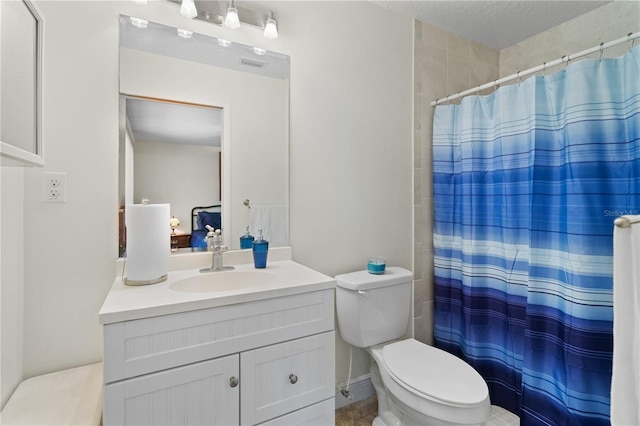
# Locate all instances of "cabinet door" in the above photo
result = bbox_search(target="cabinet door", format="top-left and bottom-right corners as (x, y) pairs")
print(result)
(104, 355), (239, 426)
(241, 332), (335, 425)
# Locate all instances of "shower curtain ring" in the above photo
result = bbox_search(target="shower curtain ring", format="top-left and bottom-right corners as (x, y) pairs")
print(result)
(599, 42), (604, 61)
(516, 71), (521, 85)
(542, 62), (546, 77)
(629, 33), (636, 52)
(562, 55), (569, 69)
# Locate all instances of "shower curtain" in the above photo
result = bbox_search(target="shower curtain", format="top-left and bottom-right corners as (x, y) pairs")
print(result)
(433, 45), (640, 425)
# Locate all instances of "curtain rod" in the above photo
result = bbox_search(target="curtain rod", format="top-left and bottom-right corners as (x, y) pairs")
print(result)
(431, 31), (640, 107)
(614, 216), (640, 228)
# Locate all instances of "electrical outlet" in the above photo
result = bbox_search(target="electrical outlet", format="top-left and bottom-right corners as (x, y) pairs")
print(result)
(42, 172), (67, 203)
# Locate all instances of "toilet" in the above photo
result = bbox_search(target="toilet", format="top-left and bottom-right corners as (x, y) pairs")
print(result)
(335, 267), (491, 426)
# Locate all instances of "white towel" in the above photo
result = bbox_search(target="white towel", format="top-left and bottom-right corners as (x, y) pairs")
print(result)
(249, 203), (289, 247)
(611, 217), (640, 425)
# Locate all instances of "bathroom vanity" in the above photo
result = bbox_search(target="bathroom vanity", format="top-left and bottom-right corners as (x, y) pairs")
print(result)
(99, 250), (336, 425)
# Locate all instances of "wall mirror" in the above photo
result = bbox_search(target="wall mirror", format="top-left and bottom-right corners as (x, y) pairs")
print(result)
(0, 0), (43, 166)
(118, 16), (290, 255)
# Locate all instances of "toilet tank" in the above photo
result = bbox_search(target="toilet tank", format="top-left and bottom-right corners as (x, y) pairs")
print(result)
(335, 267), (413, 348)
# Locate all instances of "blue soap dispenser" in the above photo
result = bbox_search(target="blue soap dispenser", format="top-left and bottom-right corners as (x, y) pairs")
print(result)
(239, 226), (255, 249)
(252, 228), (269, 269)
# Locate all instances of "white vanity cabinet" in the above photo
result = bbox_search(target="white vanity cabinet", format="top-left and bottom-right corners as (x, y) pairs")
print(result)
(102, 288), (335, 426)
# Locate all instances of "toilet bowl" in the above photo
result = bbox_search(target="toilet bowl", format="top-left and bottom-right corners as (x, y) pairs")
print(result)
(369, 339), (490, 425)
(335, 267), (491, 426)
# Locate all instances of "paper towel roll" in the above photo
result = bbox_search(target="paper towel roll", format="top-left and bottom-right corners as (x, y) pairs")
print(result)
(125, 203), (170, 285)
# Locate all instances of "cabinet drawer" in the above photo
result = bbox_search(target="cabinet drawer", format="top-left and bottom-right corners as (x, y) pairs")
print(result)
(241, 332), (335, 425)
(257, 398), (335, 426)
(104, 355), (239, 426)
(104, 289), (334, 383)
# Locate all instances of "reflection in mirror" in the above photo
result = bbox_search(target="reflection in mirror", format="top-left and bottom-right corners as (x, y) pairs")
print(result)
(0, 0), (43, 166)
(119, 96), (222, 256)
(118, 16), (290, 255)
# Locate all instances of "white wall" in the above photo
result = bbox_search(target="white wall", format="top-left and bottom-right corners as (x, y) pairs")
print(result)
(284, 2), (414, 382)
(133, 139), (220, 234)
(21, 1), (119, 378)
(0, 168), (24, 408)
(7, 0), (413, 390)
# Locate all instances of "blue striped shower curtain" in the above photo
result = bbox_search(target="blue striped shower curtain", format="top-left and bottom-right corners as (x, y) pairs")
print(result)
(433, 46), (640, 425)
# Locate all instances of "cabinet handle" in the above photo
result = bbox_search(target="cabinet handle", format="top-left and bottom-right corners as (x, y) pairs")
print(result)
(229, 376), (239, 388)
(289, 374), (298, 384)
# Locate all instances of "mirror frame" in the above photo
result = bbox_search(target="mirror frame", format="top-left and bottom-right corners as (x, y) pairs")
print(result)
(0, 0), (44, 167)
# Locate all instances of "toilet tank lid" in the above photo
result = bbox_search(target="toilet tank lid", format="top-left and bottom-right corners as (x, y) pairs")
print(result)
(335, 267), (413, 291)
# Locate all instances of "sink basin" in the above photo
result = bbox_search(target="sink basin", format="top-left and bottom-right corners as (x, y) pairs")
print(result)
(169, 270), (276, 293)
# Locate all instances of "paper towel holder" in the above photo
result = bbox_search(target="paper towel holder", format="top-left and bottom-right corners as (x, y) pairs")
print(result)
(124, 274), (168, 286)
(121, 256), (168, 286)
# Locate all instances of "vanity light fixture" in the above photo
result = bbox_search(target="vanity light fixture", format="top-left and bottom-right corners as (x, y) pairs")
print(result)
(180, 0), (198, 19)
(218, 38), (232, 47)
(177, 28), (193, 38)
(130, 17), (149, 29)
(224, 0), (240, 29)
(134, 1), (282, 39)
(253, 47), (266, 56)
(263, 12), (278, 40)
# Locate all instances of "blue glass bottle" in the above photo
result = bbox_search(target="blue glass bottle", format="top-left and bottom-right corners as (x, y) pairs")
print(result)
(239, 226), (254, 249)
(252, 229), (269, 269)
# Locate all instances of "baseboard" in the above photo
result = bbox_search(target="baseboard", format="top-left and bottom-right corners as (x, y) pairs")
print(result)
(334, 374), (375, 409)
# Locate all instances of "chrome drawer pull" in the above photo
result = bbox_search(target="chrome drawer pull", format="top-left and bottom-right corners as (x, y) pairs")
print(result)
(289, 374), (298, 384)
(229, 376), (239, 388)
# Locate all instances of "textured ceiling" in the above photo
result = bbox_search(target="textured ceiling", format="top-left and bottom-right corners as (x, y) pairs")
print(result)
(374, 1), (611, 50)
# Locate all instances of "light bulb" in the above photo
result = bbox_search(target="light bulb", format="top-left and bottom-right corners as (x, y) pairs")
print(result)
(264, 14), (278, 40)
(224, 4), (240, 29)
(180, 0), (197, 19)
(177, 29), (193, 39)
(130, 17), (148, 29)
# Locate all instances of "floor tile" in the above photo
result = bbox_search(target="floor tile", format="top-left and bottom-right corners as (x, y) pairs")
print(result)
(335, 396), (520, 425)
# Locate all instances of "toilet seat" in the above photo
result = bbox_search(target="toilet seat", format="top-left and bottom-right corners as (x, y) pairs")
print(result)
(381, 339), (489, 408)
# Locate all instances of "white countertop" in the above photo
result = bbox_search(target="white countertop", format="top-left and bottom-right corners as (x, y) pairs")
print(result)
(99, 258), (335, 324)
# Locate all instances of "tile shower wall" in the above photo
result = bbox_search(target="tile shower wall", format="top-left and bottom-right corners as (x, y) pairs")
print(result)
(413, 21), (499, 344)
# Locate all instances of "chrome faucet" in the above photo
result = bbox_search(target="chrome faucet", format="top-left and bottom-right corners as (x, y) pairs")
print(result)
(201, 227), (235, 273)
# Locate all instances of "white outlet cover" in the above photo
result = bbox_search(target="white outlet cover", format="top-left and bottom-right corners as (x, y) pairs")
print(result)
(42, 172), (66, 203)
